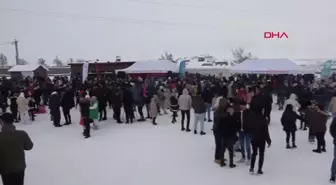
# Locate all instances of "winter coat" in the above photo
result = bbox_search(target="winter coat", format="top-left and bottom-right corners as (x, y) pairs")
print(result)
(17, 93), (29, 112)
(79, 98), (90, 118)
(281, 111), (301, 132)
(192, 95), (206, 114)
(236, 109), (253, 134)
(123, 88), (134, 107)
(246, 92), (254, 104)
(250, 113), (271, 144)
(284, 93), (301, 112)
(329, 97), (336, 113)
(150, 99), (158, 118)
(132, 83), (144, 106)
(178, 89), (192, 110)
(217, 113), (240, 143)
(0, 125), (33, 174)
(330, 118), (336, 145)
(49, 93), (61, 115)
(10, 96), (18, 111)
(61, 89), (75, 110)
(89, 99), (99, 120)
(306, 109), (329, 134)
(202, 87), (213, 104)
(170, 96), (179, 112)
(157, 89), (166, 101)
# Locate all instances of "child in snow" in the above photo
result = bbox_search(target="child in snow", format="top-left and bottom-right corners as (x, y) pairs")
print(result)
(28, 97), (36, 121)
(150, 97), (158, 125)
(89, 96), (99, 130)
(170, 92), (179, 123)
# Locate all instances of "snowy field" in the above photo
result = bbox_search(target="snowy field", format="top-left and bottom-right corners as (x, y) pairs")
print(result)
(8, 105), (334, 185)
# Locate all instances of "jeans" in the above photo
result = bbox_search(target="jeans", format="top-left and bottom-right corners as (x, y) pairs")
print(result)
(205, 103), (212, 120)
(239, 131), (252, 160)
(285, 131), (296, 144)
(331, 145), (336, 178)
(194, 113), (205, 132)
(250, 140), (266, 170)
(181, 110), (190, 129)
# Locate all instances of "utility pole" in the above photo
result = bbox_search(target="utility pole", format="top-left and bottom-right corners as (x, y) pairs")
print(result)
(12, 39), (19, 65)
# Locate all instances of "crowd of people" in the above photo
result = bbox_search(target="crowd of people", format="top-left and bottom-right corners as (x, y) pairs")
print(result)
(2, 73), (336, 184)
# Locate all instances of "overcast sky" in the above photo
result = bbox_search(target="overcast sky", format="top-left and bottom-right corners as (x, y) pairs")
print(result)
(1, 0), (336, 65)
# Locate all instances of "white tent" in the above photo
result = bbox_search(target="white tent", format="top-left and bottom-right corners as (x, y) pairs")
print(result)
(229, 58), (310, 74)
(118, 60), (178, 73)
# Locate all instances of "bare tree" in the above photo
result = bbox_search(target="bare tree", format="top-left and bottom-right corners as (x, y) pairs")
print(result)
(18, 58), (28, 65)
(0, 53), (8, 68)
(37, 58), (46, 66)
(232, 47), (253, 64)
(76, 59), (86, 63)
(159, 52), (175, 62)
(67, 58), (74, 64)
(53, 57), (64, 67)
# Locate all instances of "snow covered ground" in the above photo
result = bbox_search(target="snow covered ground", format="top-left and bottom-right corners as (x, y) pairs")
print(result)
(10, 106), (334, 185)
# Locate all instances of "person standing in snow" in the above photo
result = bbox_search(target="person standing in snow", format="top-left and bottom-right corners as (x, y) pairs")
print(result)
(329, 116), (336, 183)
(192, 92), (206, 135)
(178, 88), (192, 132)
(170, 92), (179, 124)
(0, 113), (34, 185)
(89, 96), (99, 130)
(237, 101), (253, 164)
(281, 104), (302, 149)
(249, 103), (271, 175)
(150, 97), (158, 125)
(16, 92), (30, 125)
(49, 91), (62, 127)
(80, 95), (91, 138)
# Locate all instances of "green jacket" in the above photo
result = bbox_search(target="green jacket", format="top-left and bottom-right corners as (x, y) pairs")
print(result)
(89, 100), (99, 120)
(0, 125), (34, 174)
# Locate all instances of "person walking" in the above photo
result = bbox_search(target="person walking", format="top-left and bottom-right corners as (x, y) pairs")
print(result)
(281, 104), (301, 149)
(249, 104), (271, 175)
(0, 113), (34, 185)
(237, 101), (253, 164)
(49, 91), (62, 127)
(178, 88), (192, 132)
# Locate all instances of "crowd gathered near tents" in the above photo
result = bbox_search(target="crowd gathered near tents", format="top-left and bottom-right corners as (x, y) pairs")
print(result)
(1, 58), (336, 185)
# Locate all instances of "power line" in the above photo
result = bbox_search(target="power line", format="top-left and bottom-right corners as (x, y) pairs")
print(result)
(0, 41), (13, 46)
(0, 8), (209, 28)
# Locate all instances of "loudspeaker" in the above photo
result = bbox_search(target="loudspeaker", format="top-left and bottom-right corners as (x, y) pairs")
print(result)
(117, 71), (126, 79)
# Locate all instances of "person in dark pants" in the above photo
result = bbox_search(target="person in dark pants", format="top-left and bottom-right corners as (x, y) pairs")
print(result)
(61, 87), (75, 125)
(170, 92), (179, 124)
(178, 89), (192, 131)
(0, 113), (34, 185)
(306, 103), (329, 153)
(281, 104), (302, 149)
(329, 117), (336, 183)
(97, 86), (107, 121)
(49, 91), (62, 127)
(122, 84), (134, 124)
(213, 98), (229, 164)
(10, 93), (19, 123)
(218, 106), (240, 168)
(249, 105), (271, 175)
(80, 95), (91, 138)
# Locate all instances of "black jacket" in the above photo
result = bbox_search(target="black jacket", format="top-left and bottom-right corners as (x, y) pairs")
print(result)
(281, 111), (301, 132)
(218, 114), (240, 142)
(49, 93), (61, 115)
(330, 118), (336, 145)
(79, 98), (90, 118)
(250, 113), (271, 144)
(61, 89), (75, 110)
(236, 109), (253, 134)
(0, 125), (33, 174)
(192, 95), (206, 114)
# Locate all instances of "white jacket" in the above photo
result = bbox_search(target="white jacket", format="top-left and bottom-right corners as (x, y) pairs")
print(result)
(284, 93), (301, 111)
(17, 93), (29, 112)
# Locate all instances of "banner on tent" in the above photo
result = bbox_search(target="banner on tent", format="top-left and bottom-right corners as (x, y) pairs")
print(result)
(82, 62), (89, 83)
(179, 60), (186, 77)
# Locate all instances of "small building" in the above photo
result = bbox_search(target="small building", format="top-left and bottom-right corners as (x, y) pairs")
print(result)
(69, 60), (135, 77)
(8, 64), (49, 79)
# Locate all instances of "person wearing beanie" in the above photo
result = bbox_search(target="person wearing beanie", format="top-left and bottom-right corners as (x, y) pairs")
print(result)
(0, 113), (34, 185)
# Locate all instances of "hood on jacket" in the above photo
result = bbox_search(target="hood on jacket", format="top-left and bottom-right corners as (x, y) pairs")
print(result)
(182, 88), (189, 95)
(19, 92), (25, 98)
(289, 93), (298, 100)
